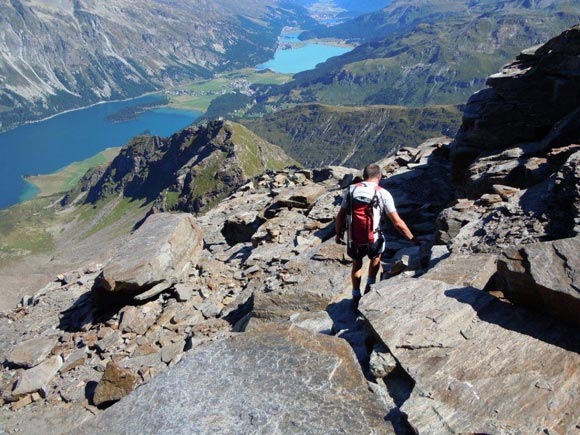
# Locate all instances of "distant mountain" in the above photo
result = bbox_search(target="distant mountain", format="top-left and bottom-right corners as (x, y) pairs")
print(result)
(0, 0), (313, 131)
(67, 120), (297, 214)
(254, 0), (580, 108)
(301, 0), (580, 41)
(242, 103), (461, 167)
(290, 0), (391, 16)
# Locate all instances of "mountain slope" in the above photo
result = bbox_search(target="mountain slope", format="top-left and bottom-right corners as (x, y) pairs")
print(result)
(242, 103), (461, 167)
(253, 0), (580, 108)
(69, 120), (298, 214)
(0, 0), (312, 130)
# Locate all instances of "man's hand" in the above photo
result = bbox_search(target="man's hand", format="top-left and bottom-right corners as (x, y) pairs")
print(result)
(335, 233), (343, 244)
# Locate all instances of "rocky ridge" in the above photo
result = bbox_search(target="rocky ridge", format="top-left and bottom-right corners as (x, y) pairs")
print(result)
(1, 24), (580, 435)
(63, 119), (297, 215)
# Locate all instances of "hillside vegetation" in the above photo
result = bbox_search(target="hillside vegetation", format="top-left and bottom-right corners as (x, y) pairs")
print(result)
(242, 103), (461, 167)
(252, 0), (580, 108)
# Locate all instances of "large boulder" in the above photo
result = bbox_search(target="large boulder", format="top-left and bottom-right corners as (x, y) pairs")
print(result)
(497, 236), (580, 327)
(359, 278), (580, 435)
(93, 213), (203, 301)
(74, 325), (394, 435)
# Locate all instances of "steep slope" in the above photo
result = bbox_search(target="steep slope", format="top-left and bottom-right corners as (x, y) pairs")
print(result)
(70, 120), (298, 214)
(252, 0), (580, 108)
(242, 103), (461, 167)
(0, 0), (312, 130)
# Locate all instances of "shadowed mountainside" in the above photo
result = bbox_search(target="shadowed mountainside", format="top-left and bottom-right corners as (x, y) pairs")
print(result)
(0, 0), (313, 131)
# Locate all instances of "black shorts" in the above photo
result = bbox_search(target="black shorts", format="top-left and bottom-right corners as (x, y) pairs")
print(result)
(347, 237), (385, 261)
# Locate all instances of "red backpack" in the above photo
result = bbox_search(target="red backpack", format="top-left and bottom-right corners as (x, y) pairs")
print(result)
(347, 183), (381, 245)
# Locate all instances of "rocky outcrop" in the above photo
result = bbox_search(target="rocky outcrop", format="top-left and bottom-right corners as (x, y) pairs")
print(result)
(497, 236), (580, 327)
(360, 277), (580, 435)
(80, 120), (298, 215)
(93, 213), (203, 303)
(452, 25), (580, 198)
(76, 325), (395, 435)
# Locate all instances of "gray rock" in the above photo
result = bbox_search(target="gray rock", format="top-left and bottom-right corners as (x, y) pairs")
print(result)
(5, 337), (57, 368)
(312, 166), (358, 186)
(307, 190), (343, 222)
(251, 210), (308, 247)
(221, 211), (263, 245)
(274, 184), (326, 210)
(160, 341), (185, 364)
(428, 244), (450, 269)
(173, 284), (194, 302)
(452, 25), (580, 197)
(133, 281), (173, 301)
(74, 326), (394, 435)
(422, 253), (497, 290)
(360, 278), (580, 435)
(119, 352), (163, 373)
(94, 331), (122, 354)
(497, 236), (580, 327)
(289, 311), (333, 334)
(119, 302), (161, 335)
(60, 347), (89, 374)
(94, 213), (203, 301)
(369, 344), (397, 380)
(11, 355), (63, 398)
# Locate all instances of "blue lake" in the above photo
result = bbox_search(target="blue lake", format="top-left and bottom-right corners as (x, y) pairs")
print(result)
(0, 34), (351, 210)
(0, 95), (200, 209)
(257, 34), (352, 74)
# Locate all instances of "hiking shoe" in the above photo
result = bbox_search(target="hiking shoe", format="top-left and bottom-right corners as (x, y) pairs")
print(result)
(364, 284), (375, 295)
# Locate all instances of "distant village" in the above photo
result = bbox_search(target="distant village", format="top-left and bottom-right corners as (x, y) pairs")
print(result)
(165, 77), (255, 98)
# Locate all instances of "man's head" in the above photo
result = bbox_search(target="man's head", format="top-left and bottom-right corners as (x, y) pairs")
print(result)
(363, 164), (382, 181)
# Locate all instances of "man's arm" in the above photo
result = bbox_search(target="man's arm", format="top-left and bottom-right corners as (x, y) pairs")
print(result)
(335, 207), (347, 243)
(386, 211), (418, 243)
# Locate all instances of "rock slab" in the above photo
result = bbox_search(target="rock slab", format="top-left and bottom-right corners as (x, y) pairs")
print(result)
(75, 325), (394, 435)
(95, 213), (203, 296)
(5, 336), (57, 368)
(11, 355), (63, 398)
(497, 236), (580, 327)
(360, 278), (580, 435)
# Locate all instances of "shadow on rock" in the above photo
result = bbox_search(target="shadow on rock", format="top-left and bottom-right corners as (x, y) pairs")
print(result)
(445, 287), (580, 354)
(326, 297), (377, 378)
(58, 292), (115, 333)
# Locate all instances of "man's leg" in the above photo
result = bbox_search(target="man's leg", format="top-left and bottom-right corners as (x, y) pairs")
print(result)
(351, 258), (363, 296)
(365, 255), (381, 294)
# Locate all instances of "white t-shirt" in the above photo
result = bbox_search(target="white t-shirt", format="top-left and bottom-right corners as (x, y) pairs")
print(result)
(340, 181), (396, 237)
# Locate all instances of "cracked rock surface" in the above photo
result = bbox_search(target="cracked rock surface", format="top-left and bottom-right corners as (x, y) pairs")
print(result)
(360, 278), (580, 435)
(75, 325), (395, 435)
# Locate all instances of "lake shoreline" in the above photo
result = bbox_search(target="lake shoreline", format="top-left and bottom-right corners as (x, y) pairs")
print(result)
(0, 91), (186, 135)
(0, 96), (202, 210)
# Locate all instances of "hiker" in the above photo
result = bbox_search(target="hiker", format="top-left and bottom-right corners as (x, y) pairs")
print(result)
(335, 163), (418, 305)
